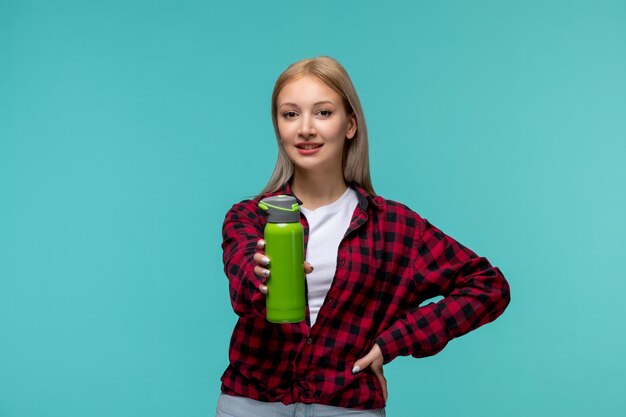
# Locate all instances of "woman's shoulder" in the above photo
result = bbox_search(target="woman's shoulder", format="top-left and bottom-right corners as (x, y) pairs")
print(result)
(347, 182), (424, 226)
(224, 185), (291, 219)
(371, 195), (420, 217)
(371, 194), (426, 226)
(223, 194), (264, 220)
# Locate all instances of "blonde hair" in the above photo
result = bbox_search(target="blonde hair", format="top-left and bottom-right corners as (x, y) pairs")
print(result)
(258, 56), (375, 197)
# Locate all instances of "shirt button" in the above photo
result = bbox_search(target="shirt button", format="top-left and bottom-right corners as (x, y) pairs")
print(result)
(306, 337), (313, 344)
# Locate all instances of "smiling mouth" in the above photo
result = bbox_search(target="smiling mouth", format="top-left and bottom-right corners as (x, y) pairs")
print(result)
(296, 144), (323, 150)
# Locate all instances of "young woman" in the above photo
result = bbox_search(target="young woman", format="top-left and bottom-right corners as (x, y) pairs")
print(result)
(216, 56), (510, 417)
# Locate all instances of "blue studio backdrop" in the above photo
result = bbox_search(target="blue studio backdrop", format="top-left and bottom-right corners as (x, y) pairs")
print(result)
(1, 1), (625, 416)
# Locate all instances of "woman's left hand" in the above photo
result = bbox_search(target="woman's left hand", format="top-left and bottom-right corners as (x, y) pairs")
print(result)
(352, 343), (388, 401)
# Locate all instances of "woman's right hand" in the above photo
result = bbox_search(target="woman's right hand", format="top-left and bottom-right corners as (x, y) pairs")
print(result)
(253, 239), (313, 294)
(253, 239), (271, 294)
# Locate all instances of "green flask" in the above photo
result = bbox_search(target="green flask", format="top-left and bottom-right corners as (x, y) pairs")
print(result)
(258, 195), (306, 323)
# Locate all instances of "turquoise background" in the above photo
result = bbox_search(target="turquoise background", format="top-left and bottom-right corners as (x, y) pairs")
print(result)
(1, 1), (625, 416)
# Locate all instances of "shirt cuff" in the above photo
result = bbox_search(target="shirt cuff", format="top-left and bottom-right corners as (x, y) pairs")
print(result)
(375, 302), (449, 363)
(375, 326), (412, 364)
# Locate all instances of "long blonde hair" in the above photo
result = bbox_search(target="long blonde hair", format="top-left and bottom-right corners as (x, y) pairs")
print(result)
(258, 56), (375, 197)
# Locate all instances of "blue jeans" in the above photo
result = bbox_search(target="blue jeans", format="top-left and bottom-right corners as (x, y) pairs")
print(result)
(215, 393), (386, 417)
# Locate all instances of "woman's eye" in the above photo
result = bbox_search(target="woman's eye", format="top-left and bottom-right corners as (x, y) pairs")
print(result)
(283, 111), (298, 119)
(317, 110), (332, 117)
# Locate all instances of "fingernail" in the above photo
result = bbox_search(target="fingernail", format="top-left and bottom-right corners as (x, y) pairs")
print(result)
(258, 239), (265, 248)
(259, 284), (268, 293)
(351, 365), (361, 374)
(263, 269), (270, 277)
(261, 256), (270, 266)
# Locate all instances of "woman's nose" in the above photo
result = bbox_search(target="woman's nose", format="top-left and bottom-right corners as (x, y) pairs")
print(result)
(298, 115), (316, 137)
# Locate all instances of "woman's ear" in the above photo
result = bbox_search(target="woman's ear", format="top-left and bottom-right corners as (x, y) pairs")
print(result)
(346, 113), (357, 139)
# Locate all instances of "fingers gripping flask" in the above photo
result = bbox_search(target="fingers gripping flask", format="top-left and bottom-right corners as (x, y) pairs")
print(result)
(258, 195), (306, 323)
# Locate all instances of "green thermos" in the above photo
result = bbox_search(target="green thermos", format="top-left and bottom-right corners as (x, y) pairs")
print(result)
(258, 195), (306, 323)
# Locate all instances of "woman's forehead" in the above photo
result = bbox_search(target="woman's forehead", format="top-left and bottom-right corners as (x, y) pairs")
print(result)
(277, 75), (341, 106)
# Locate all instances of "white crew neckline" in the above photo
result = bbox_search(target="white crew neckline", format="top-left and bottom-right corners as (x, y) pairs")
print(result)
(299, 187), (354, 216)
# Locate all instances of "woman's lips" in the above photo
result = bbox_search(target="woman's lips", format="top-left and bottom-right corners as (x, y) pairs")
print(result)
(295, 144), (323, 155)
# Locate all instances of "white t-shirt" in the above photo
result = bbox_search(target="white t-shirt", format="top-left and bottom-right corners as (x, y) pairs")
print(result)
(300, 187), (359, 327)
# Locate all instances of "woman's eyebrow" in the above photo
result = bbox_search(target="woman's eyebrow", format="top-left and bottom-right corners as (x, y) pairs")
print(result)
(313, 100), (335, 106)
(278, 100), (336, 108)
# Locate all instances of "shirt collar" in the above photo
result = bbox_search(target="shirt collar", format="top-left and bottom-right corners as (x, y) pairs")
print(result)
(266, 180), (382, 211)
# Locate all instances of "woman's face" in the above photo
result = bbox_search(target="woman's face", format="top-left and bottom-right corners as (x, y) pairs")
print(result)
(275, 75), (356, 175)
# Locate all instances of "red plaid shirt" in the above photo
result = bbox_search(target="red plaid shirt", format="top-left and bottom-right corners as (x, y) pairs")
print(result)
(220, 182), (510, 409)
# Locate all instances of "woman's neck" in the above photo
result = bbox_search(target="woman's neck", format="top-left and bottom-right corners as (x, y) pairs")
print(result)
(291, 169), (348, 211)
